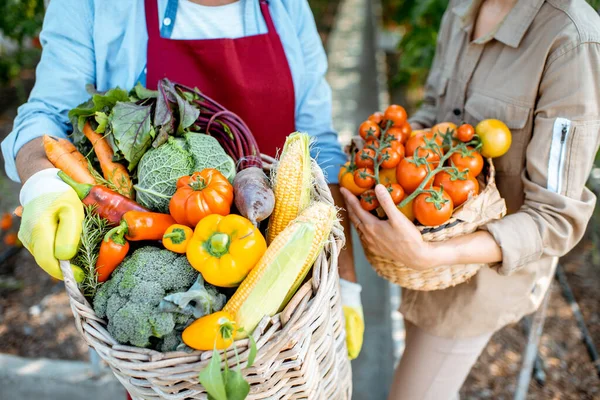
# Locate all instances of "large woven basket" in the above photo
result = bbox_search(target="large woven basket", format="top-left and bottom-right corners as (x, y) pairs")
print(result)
(365, 158), (507, 291)
(58, 155), (352, 399)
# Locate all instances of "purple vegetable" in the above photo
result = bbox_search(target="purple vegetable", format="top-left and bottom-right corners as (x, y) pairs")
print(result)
(233, 167), (275, 227)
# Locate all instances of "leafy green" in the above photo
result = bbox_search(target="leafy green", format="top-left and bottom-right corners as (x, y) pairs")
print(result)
(154, 79), (200, 138)
(134, 137), (193, 213)
(224, 368), (250, 400)
(185, 133), (236, 183)
(109, 102), (156, 171)
(199, 350), (227, 400)
(132, 82), (158, 100)
(68, 87), (130, 132)
(159, 275), (226, 319)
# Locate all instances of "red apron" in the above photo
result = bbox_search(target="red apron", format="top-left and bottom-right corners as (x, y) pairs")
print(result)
(145, 0), (296, 157)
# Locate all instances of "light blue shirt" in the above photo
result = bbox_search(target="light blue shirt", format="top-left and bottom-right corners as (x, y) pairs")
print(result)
(1, 0), (346, 184)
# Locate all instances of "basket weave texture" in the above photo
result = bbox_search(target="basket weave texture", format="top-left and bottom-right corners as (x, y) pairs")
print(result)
(366, 158), (507, 291)
(59, 156), (352, 399)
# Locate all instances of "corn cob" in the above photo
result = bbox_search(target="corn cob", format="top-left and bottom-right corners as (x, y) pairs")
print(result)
(266, 132), (313, 244)
(224, 202), (336, 337)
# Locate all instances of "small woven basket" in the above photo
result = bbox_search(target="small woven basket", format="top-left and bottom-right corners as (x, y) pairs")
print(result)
(365, 158), (507, 291)
(59, 155), (352, 399)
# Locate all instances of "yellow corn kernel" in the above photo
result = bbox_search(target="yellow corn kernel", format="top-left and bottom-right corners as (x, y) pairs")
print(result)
(224, 202), (336, 337)
(267, 132), (313, 244)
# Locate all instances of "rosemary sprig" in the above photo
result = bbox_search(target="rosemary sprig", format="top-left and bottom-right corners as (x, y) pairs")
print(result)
(76, 205), (111, 297)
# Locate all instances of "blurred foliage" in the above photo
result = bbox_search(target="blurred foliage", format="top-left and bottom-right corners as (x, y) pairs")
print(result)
(385, 0), (600, 89)
(0, 0), (45, 87)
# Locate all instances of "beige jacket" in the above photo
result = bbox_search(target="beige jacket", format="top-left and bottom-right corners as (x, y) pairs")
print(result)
(402, 0), (600, 338)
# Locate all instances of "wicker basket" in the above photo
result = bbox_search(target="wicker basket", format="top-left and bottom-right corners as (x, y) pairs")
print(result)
(58, 156), (352, 399)
(365, 158), (507, 291)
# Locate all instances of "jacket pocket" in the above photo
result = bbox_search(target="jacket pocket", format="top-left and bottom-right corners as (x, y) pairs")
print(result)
(547, 118), (572, 194)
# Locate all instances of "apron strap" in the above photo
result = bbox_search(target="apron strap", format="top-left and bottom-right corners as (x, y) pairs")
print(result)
(259, 0), (276, 34)
(144, 0), (161, 39)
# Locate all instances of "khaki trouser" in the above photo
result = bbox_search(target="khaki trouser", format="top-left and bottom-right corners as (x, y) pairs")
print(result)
(388, 320), (493, 400)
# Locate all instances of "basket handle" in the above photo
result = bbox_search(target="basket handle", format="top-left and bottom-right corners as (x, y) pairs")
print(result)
(59, 260), (88, 305)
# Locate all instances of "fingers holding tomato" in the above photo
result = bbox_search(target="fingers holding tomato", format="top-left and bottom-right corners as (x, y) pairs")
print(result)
(354, 168), (376, 189)
(339, 162), (367, 196)
(360, 190), (380, 211)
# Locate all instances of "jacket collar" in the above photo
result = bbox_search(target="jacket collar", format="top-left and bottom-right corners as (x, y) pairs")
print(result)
(453, 0), (545, 48)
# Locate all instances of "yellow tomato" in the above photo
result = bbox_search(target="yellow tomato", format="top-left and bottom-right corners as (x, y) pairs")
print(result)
(475, 119), (512, 158)
(378, 168), (398, 185)
(431, 122), (457, 137)
(399, 197), (415, 221)
(182, 311), (235, 350)
(339, 162), (367, 196)
(410, 128), (430, 138)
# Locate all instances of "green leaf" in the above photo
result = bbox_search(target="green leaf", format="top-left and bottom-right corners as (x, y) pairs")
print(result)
(94, 112), (109, 134)
(224, 369), (250, 400)
(199, 350), (227, 400)
(247, 334), (257, 368)
(109, 102), (155, 171)
(68, 87), (130, 132)
(133, 82), (159, 100)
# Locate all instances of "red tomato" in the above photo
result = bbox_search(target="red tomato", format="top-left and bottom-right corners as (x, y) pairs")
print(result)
(433, 171), (479, 207)
(396, 157), (433, 193)
(354, 168), (376, 188)
(456, 124), (475, 142)
(359, 120), (381, 141)
(449, 147), (484, 177)
(360, 190), (380, 211)
(405, 135), (442, 162)
(385, 125), (410, 145)
(386, 184), (405, 205)
(355, 148), (376, 169)
(413, 187), (454, 226)
(380, 147), (401, 169)
(368, 112), (384, 124)
(383, 105), (408, 127)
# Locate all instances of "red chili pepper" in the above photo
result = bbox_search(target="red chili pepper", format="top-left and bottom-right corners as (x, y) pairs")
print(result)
(58, 171), (147, 225)
(107, 211), (176, 242)
(96, 232), (129, 282)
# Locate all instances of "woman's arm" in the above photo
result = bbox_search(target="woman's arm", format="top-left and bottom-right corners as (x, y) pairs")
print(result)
(1, 0), (95, 183)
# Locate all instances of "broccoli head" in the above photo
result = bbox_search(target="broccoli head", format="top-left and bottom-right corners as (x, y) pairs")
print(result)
(93, 246), (199, 349)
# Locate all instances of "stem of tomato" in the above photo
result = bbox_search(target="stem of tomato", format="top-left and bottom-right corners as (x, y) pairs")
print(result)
(366, 120), (394, 186)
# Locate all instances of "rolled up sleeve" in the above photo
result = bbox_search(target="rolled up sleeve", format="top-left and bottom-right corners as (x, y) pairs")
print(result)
(291, 0), (346, 184)
(483, 42), (600, 275)
(1, 0), (95, 182)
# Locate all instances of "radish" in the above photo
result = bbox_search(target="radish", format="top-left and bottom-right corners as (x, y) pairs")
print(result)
(233, 167), (275, 227)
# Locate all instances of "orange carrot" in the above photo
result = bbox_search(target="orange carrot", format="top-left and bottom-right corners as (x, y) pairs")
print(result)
(83, 122), (134, 199)
(43, 135), (97, 185)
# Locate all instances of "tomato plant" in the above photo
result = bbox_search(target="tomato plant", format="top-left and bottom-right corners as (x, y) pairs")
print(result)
(449, 146), (483, 177)
(359, 120), (381, 141)
(413, 187), (454, 226)
(360, 190), (380, 211)
(433, 170), (479, 207)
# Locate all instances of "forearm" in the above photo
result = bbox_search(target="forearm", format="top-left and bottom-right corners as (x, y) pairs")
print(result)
(329, 184), (357, 282)
(428, 230), (502, 268)
(16, 137), (53, 184)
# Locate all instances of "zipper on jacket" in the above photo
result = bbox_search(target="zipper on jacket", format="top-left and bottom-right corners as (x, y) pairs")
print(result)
(547, 118), (572, 194)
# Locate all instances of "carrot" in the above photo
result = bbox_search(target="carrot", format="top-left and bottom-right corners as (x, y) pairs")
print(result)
(83, 122), (134, 199)
(43, 135), (97, 185)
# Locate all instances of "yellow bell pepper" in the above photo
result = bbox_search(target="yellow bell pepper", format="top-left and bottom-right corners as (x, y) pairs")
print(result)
(182, 311), (235, 351)
(186, 214), (267, 287)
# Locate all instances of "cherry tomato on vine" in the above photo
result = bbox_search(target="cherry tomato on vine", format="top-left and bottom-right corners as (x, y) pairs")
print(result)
(398, 196), (415, 221)
(354, 168), (376, 189)
(396, 157), (433, 194)
(359, 120), (381, 141)
(378, 168), (398, 185)
(355, 148), (376, 169)
(385, 125), (410, 145)
(368, 111), (384, 125)
(405, 135), (442, 162)
(360, 190), (380, 211)
(456, 124), (475, 142)
(449, 147), (484, 177)
(339, 162), (367, 196)
(386, 183), (405, 205)
(380, 147), (401, 169)
(433, 171), (479, 207)
(413, 187), (454, 227)
(383, 105), (408, 127)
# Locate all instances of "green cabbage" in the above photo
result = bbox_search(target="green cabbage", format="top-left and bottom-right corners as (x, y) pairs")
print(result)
(134, 134), (236, 212)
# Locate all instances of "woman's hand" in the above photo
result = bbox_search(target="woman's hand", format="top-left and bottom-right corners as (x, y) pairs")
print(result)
(341, 184), (437, 271)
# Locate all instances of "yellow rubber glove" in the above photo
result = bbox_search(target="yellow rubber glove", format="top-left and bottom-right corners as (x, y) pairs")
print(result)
(18, 169), (85, 282)
(340, 279), (364, 360)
